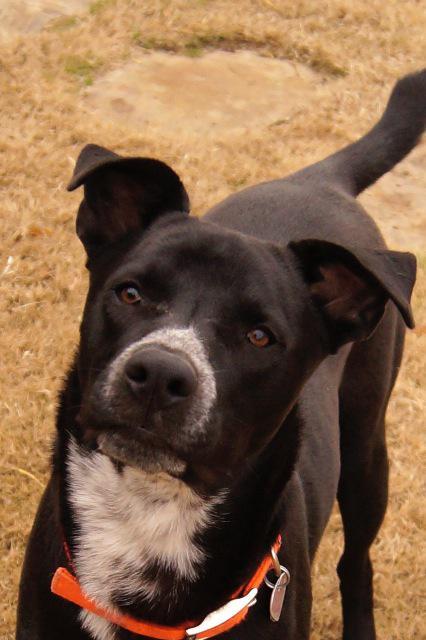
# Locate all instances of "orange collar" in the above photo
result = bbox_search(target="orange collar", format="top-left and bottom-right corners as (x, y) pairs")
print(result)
(51, 536), (281, 640)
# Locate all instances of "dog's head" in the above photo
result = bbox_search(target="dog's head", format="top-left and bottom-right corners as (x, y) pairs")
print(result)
(69, 145), (416, 493)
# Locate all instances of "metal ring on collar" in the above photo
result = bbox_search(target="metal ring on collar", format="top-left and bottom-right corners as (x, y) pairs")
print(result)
(264, 565), (290, 589)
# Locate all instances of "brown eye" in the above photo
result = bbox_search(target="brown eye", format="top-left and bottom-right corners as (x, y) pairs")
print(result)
(116, 284), (141, 305)
(247, 327), (275, 348)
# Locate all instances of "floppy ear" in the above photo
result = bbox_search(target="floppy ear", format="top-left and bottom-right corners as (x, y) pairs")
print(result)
(289, 239), (416, 352)
(68, 144), (190, 255)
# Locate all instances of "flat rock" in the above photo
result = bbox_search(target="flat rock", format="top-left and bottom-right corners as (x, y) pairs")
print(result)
(0, 0), (89, 40)
(86, 50), (322, 135)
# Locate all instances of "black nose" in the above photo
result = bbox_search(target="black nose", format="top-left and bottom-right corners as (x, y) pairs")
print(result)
(124, 347), (198, 410)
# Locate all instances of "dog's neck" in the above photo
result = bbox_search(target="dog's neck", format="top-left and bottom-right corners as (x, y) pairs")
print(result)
(67, 437), (224, 589)
(66, 438), (224, 639)
(57, 370), (301, 640)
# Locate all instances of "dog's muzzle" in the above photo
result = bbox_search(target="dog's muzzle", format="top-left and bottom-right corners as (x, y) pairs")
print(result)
(92, 327), (217, 475)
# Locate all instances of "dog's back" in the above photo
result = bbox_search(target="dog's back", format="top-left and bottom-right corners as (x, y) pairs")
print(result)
(206, 69), (426, 250)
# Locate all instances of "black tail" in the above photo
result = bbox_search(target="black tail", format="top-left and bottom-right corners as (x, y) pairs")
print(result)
(312, 69), (426, 196)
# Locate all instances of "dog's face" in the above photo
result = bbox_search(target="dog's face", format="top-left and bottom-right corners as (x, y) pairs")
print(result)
(77, 214), (325, 491)
(70, 145), (416, 493)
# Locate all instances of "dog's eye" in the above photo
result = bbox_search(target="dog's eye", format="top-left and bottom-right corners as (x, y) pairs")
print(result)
(247, 327), (276, 348)
(116, 284), (142, 305)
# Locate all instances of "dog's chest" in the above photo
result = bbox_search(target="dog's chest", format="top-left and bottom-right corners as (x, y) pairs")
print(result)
(67, 440), (219, 640)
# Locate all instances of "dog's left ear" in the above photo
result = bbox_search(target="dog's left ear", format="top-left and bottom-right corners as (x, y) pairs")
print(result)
(289, 239), (416, 352)
(68, 144), (190, 255)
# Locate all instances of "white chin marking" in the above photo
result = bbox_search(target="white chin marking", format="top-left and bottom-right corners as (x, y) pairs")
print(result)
(67, 439), (225, 638)
(103, 326), (217, 436)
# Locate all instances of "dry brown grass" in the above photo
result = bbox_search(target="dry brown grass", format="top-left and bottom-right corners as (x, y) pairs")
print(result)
(1, 1), (425, 638)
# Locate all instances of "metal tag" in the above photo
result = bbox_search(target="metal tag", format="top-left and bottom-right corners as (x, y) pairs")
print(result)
(268, 567), (290, 622)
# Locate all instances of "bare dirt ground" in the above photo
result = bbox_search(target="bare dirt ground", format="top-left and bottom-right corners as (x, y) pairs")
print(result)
(0, 1), (425, 638)
(0, 0), (90, 41)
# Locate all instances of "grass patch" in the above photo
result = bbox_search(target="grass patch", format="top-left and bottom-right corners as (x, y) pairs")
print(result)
(132, 29), (347, 75)
(416, 252), (426, 271)
(295, 44), (348, 77)
(132, 34), (177, 52)
(49, 15), (79, 31)
(183, 38), (204, 58)
(64, 55), (102, 86)
(134, 31), (261, 57)
(89, 0), (116, 15)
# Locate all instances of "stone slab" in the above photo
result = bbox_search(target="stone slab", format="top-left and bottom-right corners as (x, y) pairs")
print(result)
(86, 50), (322, 135)
(0, 0), (89, 40)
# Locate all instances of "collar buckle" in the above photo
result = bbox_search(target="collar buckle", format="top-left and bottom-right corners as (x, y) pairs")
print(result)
(185, 587), (258, 639)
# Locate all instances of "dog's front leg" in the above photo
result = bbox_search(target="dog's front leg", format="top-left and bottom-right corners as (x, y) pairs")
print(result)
(16, 479), (91, 640)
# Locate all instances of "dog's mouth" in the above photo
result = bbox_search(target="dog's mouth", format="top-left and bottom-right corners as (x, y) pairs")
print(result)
(96, 426), (187, 479)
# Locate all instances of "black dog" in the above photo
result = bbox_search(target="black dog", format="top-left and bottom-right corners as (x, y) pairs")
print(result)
(17, 70), (424, 640)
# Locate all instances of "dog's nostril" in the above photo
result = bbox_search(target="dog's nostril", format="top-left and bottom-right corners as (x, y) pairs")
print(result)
(125, 363), (148, 384)
(168, 377), (191, 398)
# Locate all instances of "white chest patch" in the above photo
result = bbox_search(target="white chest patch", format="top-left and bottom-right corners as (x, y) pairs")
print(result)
(67, 439), (223, 640)
(79, 610), (115, 640)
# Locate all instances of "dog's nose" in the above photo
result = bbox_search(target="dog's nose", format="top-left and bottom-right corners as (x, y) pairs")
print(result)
(124, 347), (198, 410)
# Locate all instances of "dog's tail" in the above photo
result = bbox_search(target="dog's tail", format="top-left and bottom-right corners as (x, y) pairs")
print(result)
(314, 69), (426, 196)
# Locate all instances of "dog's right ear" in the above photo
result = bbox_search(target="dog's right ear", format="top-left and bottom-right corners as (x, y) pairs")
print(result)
(289, 239), (416, 353)
(68, 144), (190, 255)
